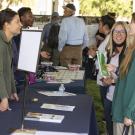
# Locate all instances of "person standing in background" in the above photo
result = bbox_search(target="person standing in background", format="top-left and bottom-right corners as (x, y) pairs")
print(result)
(58, 3), (89, 67)
(129, 12), (135, 45)
(13, 7), (34, 50)
(129, 12), (135, 36)
(0, 8), (22, 111)
(96, 15), (115, 110)
(42, 12), (60, 47)
(12, 7), (34, 92)
(46, 24), (60, 66)
(41, 12), (60, 65)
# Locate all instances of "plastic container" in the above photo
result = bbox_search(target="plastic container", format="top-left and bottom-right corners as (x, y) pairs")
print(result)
(59, 84), (65, 93)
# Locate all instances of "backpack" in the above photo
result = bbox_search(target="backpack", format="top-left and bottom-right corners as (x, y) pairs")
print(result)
(47, 24), (60, 49)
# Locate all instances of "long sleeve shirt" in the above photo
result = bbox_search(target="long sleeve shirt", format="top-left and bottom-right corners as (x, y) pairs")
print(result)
(0, 30), (16, 99)
(112, 52), (135, 122)
(106, 53), (119, 101)
(58, 16), (89, 51)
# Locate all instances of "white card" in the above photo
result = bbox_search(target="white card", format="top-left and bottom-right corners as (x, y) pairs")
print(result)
(24, 112), (64, 123)
(41, 103), (75, 111)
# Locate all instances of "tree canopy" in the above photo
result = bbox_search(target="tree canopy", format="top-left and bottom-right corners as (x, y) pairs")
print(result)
(80, 0), (132, 18)
(0, 0), (133, 19)
(0, 0), (21, 9)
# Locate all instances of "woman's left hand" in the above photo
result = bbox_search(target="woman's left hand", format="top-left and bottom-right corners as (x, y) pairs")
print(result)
(124, 117), (133, 126)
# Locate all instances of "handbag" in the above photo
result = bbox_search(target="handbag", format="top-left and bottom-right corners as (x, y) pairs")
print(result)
(122, 124), (134, 135)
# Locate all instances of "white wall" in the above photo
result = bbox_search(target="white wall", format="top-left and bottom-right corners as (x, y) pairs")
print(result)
(133, 0), (135, 12)
(86, 24), (99, 47)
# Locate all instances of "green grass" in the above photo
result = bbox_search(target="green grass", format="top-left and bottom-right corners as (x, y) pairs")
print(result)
(85, 79), (106, 134)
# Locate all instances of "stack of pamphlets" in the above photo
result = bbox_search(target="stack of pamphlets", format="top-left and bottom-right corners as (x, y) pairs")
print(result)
(53, 66), (67, 70)
(10, 129), (36, 135)
(46, 79), (72, 84)
(11, 130), (87, 135)
(41, 103), (75, 111)
(24, 112), (64, 123)
(38, 91), (76, 96)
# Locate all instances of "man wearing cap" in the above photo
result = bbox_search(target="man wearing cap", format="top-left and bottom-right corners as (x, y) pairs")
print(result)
(58, 3), (89, 67)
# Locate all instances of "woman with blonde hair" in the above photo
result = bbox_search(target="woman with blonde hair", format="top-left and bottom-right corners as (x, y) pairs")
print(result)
(101, 21), (130, 135)
(112, 26), (135, 134)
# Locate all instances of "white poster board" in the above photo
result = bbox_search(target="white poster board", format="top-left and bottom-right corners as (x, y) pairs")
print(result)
(18, 30), (42, 73)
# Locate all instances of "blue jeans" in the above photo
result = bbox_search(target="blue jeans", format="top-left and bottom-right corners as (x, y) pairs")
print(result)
(104, 98), (113, 135)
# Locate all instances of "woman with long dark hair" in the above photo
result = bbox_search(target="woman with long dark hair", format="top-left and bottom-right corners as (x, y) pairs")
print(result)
(0, 9), (22, 111)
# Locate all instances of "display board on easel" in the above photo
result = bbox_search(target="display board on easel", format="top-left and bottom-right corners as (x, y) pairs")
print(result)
(18, 30), (42, 73)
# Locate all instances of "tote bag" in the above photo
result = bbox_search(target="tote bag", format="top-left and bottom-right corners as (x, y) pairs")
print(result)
(122, 124), (134, 135)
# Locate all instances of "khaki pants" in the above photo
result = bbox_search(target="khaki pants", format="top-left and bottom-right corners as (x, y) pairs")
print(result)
(113, 122), (135, 135)
(60, 45), (82, 67)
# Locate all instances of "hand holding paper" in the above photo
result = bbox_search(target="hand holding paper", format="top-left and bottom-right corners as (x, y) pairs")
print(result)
(102, 77), (113, 86)
(106, 64), (116, 72)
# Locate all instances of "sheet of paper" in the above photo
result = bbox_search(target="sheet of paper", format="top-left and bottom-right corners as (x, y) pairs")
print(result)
(24, 112), (64, 123)
(44, 70), (84, 80)
(41, 103), (75, 111)
(38, 91), (76, 96)
(10, 129), (36, 135)
(36, 131), (88, 135)
(11, 130), (87, 135)
(46, 79), (72, 84)
(53, 66), (68, 70)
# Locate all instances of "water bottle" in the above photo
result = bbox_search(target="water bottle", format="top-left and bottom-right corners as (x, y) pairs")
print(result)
(59, 84), (65, 93)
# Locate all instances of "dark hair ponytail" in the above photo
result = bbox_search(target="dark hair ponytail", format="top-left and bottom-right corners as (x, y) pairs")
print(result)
(0, 8), (17, 30)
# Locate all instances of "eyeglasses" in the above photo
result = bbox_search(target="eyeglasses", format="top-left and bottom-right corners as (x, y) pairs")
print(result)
(113, 29), (126, 35)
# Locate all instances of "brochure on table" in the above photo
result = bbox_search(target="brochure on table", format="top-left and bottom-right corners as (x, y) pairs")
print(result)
(38, 91), (76, 96)
(11, 130), (87, 135)
(41, 103), (75, 111)
(24, 112), (64, 123)
(46, 79), (72, 84)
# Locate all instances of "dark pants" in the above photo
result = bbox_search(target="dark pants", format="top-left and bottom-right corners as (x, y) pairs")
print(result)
(84, 57), (97, 80)
(104, 98), (113, 135)
(99, 85), (108, 108)
(14, 70), (25, 93)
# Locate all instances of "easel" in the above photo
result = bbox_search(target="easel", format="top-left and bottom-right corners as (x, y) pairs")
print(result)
(10, 29), (42, 134)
